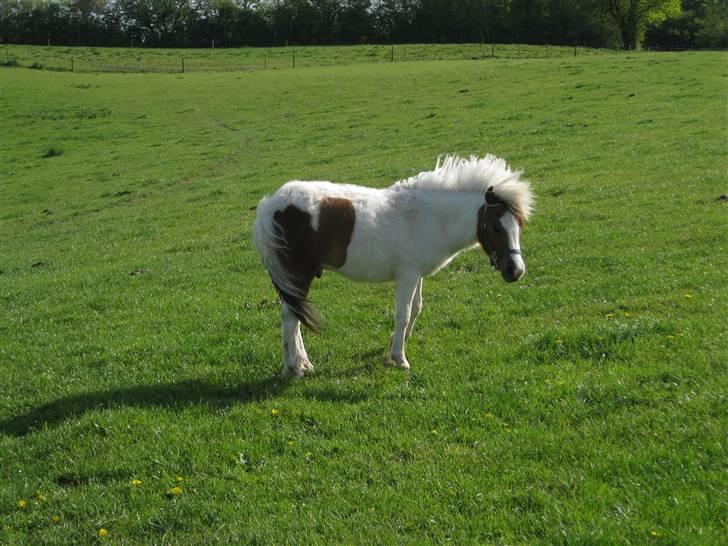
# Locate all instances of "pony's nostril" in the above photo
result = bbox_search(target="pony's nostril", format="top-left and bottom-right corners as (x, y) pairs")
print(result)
(503, 258), (525, 282)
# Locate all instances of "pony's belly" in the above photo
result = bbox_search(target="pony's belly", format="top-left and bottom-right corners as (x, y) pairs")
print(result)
(329, 258), (395, 283)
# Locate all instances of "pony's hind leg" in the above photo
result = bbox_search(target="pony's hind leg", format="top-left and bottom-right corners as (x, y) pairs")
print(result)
(390, 275), (420, 370)
(280, 303), (312, 378)
(295, 325), (313, 372)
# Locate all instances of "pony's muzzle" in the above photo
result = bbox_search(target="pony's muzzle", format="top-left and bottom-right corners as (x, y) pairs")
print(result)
(501, 255), (525, 283)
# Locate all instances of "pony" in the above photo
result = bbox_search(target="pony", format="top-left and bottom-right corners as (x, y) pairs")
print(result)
(253, 154), (534, 378)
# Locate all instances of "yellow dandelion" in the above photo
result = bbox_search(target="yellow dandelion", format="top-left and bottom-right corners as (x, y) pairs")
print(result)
(98, 528), (110, 538)
(17, 499), (27, 509)
(605, 313), (614, 319)
(271, 408), (280, 416)
(52, 515), (61, 524)
(304, 451), (312, 459)
(35, 492), (47, 502)
(683, 294), (692, 299)
(650, 530), (662, 538)
(430, 429), (438, 435)
(167, 486), (183, 496)
(484, 413), (494, 419)
(176, 476), (184, 482)
(624, 312), (633, 317)
(131, 479), (142, 487)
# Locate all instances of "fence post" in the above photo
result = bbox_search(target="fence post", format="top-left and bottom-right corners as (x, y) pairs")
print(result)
(71, 56), (74, 71)
(140, 56), (143, 73)
(264, 55), (267, 69)
(574, 43), (577, 57)
(404, 46), (407, 61)
(181, 57), (185, 73)
(391, 45), (394, 62)
(292, 50), (295, 68)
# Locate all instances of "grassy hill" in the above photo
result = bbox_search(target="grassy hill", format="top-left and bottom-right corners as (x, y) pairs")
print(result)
(1, 50), (726, 544)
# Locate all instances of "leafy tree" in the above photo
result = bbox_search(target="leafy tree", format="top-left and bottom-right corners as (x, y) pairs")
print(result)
(337, 0), (372, 43)
(694, 0), (727, 47)
(116, 0), (195, 45)
(370, 0), (418, 42)
(602, 0), (680, 48)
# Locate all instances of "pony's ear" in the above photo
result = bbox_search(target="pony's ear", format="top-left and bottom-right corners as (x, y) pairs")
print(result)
(485, 186), (500, 206)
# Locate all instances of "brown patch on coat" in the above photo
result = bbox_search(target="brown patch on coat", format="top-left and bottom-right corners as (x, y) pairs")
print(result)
(318, 197), (356, 268)
(272, 197), (356, 297)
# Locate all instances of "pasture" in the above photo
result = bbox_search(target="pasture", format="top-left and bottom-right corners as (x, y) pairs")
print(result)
(2, 43), (609, 73)
(1, 49), (726, 544)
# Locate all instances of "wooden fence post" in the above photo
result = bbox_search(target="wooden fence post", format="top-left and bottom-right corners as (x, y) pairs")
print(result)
(292, 50), (296, 68)
(71, 56), (74, 71)
(181, 57), (185, 73)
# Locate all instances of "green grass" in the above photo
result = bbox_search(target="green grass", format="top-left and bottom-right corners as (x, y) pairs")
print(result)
(1, 50), (726, 544)
(3, 42), (611, 73)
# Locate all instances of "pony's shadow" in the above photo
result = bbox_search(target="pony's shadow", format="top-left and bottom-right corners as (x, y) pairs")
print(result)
(0, 374), (366, 437)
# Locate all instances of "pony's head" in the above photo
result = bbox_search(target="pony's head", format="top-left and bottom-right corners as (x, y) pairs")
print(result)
(477, 185), (531, 283)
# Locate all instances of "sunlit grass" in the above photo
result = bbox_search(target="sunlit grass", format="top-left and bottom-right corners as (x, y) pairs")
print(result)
(0, 50), (726, 544)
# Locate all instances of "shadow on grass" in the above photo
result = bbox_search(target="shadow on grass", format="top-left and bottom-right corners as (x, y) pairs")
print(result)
(0, 375), (367, 437)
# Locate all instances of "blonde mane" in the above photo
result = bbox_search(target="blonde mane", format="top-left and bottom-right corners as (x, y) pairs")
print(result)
(391, 154), (534, 221)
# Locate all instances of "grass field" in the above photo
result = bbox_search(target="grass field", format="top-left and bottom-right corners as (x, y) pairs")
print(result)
(1, 48), (726, 544)
(3, 42), (609, 73)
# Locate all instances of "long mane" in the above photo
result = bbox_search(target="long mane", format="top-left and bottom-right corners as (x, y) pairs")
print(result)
(391, 154), (535, 221)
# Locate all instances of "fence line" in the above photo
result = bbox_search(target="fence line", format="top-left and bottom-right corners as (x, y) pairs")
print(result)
(1, 43), (701, 74)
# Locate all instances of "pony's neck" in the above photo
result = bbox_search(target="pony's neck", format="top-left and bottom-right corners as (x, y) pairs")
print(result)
(423, 190), (483, 255)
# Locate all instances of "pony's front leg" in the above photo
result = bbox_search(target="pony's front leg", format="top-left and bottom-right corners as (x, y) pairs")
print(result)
(280, 303), (312, 379)
(405, 278), (423, 340)
(390, 275), (420, 370)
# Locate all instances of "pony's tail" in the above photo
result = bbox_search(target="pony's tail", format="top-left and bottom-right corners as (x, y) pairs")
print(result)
(274, 282), (323, 334)
(253, 195), (323, 333)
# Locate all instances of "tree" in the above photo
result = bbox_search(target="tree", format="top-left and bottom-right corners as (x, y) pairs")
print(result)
(117, 0), (196, 45)
(694, 0), (728, 47)
(603, 0), (680, 48)
(337, 0), (372, 43)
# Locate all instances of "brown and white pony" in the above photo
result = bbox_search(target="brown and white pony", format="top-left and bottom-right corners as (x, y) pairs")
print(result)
(253, 155), (534, 378)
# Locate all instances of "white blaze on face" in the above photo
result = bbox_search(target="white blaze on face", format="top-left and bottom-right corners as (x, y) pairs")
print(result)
(500, 211), (526, 279)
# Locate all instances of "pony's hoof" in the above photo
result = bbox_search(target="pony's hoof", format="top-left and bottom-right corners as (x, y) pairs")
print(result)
(300, 359), (314, 372)
(280, 364), (304, 380)
(388, 355), (410, 370)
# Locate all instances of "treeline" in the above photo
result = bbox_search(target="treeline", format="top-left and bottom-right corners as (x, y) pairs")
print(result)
(0, 0), (725, 50)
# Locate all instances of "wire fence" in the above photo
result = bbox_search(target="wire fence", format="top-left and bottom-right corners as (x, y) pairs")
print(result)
(2, 43), (627, 74)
